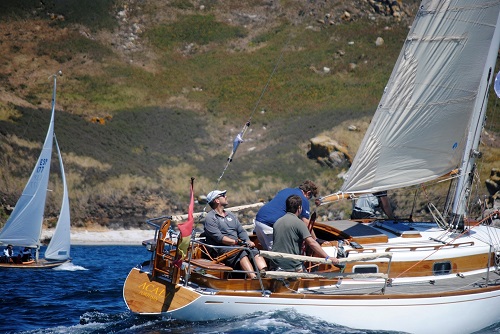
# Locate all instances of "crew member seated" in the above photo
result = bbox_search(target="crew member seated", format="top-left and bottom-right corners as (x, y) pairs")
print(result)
(203, 189), (267, 279)
(21, 247), (33, 262)
(351, 191), (395, 220)
(2, 244), (14, 263)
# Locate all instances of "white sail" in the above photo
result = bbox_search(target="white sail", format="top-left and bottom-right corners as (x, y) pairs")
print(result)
(0, 84), (56, 248)
(44, 136), (71, 261)
(341, 0), (500, 194)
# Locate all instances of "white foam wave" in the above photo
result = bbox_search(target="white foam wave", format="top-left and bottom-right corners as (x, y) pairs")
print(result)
(52, 261), (88, 271)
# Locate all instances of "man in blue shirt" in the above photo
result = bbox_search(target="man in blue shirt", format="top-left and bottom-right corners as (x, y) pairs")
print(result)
(271, 194), (338, 271)
(255, 180), (319, 250)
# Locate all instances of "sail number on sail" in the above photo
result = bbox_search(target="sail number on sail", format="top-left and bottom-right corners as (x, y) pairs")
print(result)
(36, 158), (49, 173)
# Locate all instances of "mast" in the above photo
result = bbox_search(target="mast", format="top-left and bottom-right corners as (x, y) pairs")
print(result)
(449, 11), (500, 228)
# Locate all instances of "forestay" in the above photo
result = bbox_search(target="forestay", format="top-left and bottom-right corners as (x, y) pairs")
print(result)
(341, 0), (500, 194)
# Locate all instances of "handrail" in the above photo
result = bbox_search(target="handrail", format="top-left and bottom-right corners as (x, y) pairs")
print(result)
(264, 271), (388, 280)
(385, 241), (474, 252)
(346, 248), (377, 255)
(259, 250), (393, 264)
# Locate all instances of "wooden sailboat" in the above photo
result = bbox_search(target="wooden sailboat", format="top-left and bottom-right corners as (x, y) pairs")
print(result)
(123, 1), (500, 333)
(0, 72), (71, 269)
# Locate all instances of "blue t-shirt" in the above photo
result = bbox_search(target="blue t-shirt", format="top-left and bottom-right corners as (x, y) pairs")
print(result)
(255, 188), (310, 226)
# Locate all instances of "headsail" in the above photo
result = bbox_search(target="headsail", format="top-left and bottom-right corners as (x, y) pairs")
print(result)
(0, 76), (57, 248)
(44, 136), (71, 261)
(341, 0), (500, 194)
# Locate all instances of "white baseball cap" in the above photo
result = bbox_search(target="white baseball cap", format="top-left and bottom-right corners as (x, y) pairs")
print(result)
(206, 190), (227, 203)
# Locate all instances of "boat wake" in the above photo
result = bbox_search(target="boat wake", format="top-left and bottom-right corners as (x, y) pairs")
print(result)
(197, 309), (402, 334)
(21, 309), (403, 334)
(52, 262), (87, 271)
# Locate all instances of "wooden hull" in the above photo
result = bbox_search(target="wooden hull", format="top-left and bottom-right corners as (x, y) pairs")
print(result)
(123, 267), (500, 334)
(123, 267), (200, 314)
(0, 258), (70, 269)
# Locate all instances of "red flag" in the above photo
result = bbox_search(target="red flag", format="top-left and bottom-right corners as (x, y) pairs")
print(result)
(177, 178), (194, 258)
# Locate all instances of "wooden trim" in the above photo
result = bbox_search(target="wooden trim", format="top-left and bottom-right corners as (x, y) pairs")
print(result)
(123, 268), (200, 314)
(318, 192), (352, 204)
(343, 252), (491, 278)
(0, 259), (70, 269)
(171, 202), (264, 221)
(346, 248), (376, 255)
(213, 283), (500, 301)
(190, 259), (233, 271)
(385, 241), (474, 252)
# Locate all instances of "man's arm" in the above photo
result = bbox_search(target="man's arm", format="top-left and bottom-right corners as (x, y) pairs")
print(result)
(301, 217), (317, 239)
(304, 237), (339, 264)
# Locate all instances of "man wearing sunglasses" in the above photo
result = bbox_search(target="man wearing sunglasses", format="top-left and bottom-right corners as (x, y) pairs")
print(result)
(204, 189), (268, 279)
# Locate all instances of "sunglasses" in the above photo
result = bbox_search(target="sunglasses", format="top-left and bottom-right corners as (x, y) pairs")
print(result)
(218, 194), (226, 199)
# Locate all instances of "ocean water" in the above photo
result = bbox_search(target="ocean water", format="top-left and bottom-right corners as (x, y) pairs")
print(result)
(0, 245), (499, 334)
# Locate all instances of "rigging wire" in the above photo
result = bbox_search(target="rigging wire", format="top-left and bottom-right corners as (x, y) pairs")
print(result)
(201, 36), (292, 214)
(394, 210), (500, 281)
(214, 35), (291, 188)
(468, 74), (498, 220)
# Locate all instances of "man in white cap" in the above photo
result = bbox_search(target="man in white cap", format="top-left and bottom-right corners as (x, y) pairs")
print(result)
(204, 189), (267, 279)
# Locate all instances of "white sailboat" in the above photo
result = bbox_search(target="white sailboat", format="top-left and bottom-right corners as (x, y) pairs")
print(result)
(320, 1), (499, 230)
(0, 72), (71, 269)
(123, 1), (500, 333)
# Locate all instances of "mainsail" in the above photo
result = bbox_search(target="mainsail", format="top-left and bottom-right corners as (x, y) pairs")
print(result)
(44, 136), (71, 261)
(341, 0), (500, 197)
(0, 80), (56, 248)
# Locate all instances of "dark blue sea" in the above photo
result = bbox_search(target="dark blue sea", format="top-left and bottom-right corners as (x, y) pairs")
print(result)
(1, 245), (499, 334)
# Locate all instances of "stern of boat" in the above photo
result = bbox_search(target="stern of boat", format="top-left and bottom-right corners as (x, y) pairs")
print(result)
(123, 266), (201, 315)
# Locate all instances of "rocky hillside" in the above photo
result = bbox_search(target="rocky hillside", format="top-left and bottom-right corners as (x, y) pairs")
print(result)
(1, 0), (497, 228)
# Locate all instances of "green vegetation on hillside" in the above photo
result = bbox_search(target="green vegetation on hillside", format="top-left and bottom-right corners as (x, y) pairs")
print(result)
(0, 0), (498, 227)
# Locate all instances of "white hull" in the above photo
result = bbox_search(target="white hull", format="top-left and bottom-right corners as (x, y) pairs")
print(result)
(124, 1), (500, 332)
(167, 286), (500, 334)
(124, 266), (500, 334)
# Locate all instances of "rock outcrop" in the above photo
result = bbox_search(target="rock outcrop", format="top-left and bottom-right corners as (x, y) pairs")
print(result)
(307, 135), (352, 168)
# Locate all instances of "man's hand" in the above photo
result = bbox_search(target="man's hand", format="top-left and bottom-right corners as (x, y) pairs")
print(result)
(237, 239), (254, 247)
